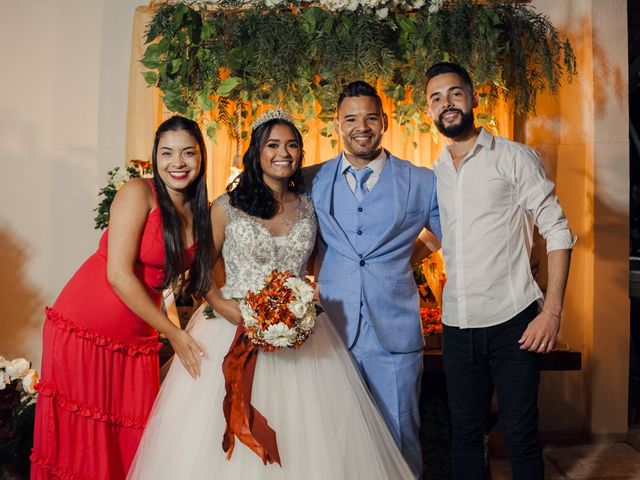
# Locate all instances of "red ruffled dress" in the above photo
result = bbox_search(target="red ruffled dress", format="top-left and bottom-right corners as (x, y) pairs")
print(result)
(31, 184), (195, 480)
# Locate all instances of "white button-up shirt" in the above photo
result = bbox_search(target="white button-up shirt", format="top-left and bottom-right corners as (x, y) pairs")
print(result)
(434, 128), (575, 329)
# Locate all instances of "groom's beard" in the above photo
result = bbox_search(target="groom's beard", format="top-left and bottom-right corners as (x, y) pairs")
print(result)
(434, 108), (475, 138)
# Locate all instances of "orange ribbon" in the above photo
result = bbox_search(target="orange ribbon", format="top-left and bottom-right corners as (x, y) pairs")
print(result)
(221, 324), (281, 466)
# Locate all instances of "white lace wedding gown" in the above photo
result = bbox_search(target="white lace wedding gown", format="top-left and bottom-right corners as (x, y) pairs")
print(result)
(128, 194), (414, 479)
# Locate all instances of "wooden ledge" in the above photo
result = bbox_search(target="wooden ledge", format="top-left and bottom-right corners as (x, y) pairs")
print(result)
(424, 349), (582, 373)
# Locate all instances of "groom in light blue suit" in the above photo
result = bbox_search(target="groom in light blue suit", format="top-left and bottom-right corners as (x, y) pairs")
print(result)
(305, 82), (441, 478)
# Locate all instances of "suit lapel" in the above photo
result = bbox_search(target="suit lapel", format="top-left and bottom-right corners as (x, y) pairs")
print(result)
(313, 156), (358, 258)
(363, 155), (410, 257)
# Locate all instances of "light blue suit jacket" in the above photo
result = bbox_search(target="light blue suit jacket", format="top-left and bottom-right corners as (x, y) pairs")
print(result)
(306, 154), (441, 353)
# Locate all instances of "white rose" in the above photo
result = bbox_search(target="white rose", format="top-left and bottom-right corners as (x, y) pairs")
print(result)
(289, 300), (308, 319)
(349, 1), (360, 11)
(0, 356), (7, 369)
(376, 7), (389, 19)
(428, 0), (443, 14)
(263, 323), (297, 348)
(22, 369), (38, 395)
(239, 302), (258, 327)
(284, 276), (303, 289)
(112, 169), (130, 190)
(0, 371), (10, 390)
(299, 310), (316, 332)
(285, 278), (314, 304)
(6, 358), (30, 380)
(413, 0), (425, 9)
(297, 285), (315, 304)
(243, 317), (258, 329)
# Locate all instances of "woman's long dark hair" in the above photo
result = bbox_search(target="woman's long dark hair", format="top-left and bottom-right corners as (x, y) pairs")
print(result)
(151, 115), (213, 297)
(228, 119), (304, 219)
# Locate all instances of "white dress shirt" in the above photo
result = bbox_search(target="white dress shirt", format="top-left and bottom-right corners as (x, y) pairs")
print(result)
(340, 150), (388, 193)
(434, 128), (575, 329)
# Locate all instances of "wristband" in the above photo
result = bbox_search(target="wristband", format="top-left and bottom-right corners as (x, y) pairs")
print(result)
(541, 309), (561, 319)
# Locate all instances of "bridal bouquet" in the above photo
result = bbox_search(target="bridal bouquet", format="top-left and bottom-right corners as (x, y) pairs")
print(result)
(239, 270), (317, 351)
(222, 270), (318, 465)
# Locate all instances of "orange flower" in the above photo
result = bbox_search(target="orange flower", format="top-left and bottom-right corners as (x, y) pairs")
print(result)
(129, 159), (151, 169)
(420, 307), (442, 337)
(218, 67), (231, 81)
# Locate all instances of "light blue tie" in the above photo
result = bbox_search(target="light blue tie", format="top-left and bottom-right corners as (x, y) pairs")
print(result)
(349, 166), (373, 202)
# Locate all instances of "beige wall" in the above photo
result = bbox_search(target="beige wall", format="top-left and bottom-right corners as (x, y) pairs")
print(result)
(0, 0), (143, 368)
(0, 0), (631, 437)
(530, 0), (630, 437)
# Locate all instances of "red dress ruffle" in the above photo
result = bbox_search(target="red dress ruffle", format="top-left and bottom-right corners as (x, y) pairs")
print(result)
(31, 193), (194, 480)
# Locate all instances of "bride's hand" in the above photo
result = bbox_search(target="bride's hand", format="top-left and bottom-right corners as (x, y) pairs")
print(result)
(166, 328), (204, 379)
(216, 298), (243, 326)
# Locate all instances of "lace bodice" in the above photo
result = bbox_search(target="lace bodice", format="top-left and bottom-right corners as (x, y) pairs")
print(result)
(215, 194), (317, 298)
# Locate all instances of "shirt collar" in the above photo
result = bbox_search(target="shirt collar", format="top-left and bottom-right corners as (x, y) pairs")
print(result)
(340, 149), (388, 175)
(435, 127), (494, 168)
(475, 127), (494, 150)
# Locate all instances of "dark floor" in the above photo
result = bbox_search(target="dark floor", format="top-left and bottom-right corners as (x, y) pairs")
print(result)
(491, 440), (640, 480)
(3, 437), (640, 479)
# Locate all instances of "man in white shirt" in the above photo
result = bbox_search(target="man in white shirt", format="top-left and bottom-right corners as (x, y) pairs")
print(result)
(425, 62), (574, 480)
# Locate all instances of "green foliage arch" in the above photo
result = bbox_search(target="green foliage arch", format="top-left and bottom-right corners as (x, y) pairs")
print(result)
(142, 0), (576, 142)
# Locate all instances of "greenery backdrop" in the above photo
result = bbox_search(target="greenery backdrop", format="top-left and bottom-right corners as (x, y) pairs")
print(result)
(141, 0), (576, 144)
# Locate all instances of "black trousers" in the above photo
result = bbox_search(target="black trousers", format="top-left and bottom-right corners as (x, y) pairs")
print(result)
(443, 303), (543, 480)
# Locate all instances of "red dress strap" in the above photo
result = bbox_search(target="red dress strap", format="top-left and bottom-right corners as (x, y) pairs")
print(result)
(147, 178), (158, 201)
(147, 178), (162, 215)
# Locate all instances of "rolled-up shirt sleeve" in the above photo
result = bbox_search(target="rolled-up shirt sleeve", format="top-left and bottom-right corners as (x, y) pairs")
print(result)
(515, 147), (577, 252)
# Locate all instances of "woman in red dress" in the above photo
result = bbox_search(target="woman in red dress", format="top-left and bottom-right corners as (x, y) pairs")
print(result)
(30, 116), (213, 479)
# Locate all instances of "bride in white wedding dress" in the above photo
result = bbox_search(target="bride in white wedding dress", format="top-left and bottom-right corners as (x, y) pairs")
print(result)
(127, 112), (414, 479)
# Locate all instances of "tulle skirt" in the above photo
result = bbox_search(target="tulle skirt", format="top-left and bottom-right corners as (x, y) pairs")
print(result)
(128, 304), (413, 479)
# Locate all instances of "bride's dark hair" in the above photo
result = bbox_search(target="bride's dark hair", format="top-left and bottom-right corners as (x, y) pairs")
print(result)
(228, 119), (304, 219)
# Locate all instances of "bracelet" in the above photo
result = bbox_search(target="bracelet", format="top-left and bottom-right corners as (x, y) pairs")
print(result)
(541, 309), (561, 319)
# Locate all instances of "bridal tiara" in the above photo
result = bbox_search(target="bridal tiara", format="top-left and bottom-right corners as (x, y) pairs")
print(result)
(251, 108), (294, 131)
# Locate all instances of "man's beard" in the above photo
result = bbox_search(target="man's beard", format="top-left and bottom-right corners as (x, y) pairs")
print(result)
(434, 108), (475, 138)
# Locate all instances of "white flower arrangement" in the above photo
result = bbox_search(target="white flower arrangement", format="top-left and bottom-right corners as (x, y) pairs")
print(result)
(94, 160), (153, 230)
(197, 0), (429, 14)
(0, 356), (39, 462)
(0, 356), (38, 398)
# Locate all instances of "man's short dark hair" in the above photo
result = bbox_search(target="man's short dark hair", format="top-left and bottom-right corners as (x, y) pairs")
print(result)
(425, 62), (474, 94)
(337, 81), (384, 113)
